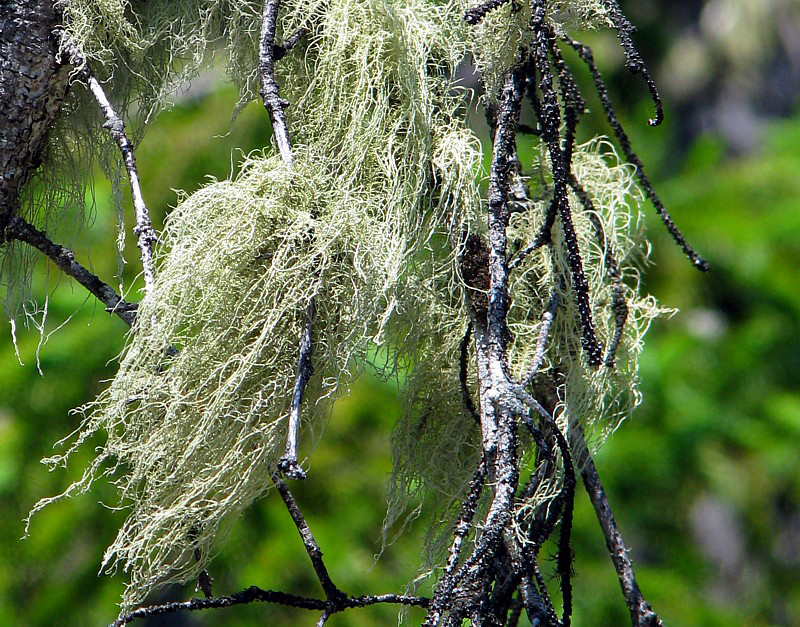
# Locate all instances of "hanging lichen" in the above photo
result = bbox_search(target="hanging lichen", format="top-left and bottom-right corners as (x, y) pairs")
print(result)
(25, 0), (673, 612)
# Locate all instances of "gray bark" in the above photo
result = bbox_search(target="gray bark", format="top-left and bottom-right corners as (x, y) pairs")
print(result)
(0, 0), (69, 237)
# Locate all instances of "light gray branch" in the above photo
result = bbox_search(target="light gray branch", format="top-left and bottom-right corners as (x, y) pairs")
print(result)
(279, 300), (314, 479)
(521, 289), (559, 387)
(59, 37), (158, 296)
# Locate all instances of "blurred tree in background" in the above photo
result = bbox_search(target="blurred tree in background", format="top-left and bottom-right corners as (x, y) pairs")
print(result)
(1, 1), (799, 625)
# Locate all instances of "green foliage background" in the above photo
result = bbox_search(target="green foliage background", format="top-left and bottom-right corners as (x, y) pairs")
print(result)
(2, 8), (800, 627)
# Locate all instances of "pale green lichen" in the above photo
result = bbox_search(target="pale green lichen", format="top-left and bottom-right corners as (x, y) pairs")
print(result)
(25, 0), (667, 612)
(384, 138), (667, 583)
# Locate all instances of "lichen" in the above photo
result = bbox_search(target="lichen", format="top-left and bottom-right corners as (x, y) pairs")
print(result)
(24, 0), (667, 611)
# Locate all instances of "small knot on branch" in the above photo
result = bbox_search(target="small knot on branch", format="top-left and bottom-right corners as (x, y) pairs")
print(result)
(277, 457), (307, 480)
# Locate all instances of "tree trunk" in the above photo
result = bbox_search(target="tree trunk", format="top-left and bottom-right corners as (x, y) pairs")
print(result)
(0, 0), (69, 237)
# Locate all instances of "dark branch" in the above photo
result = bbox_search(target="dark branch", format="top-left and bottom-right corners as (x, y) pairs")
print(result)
(111, 587), (326, 626)
(568, 177), (629, 368)
(530, 4), (603, 366)
(464, 0), (513, 25)
(5, 216), (135, 326)
(564, 35), (708, 271)
(259, 0), (294, 164)
(111, 586), (430, 626)
(603, 0), (664, 127)
(433, 457), (487, 605)
(572, 427), (663, 626)
(459, 323), (480, 424)
(273, 25), (310, 61)
(272, 474), (345, 605)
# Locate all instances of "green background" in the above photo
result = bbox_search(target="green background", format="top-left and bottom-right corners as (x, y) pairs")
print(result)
(1, 3), (799, 625)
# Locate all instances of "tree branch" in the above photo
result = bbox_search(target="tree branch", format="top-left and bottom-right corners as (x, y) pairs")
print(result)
(110, 585), (430, 626)
(259, 0), (294, 164)
(0, 0), (71, 236)
(272, 474), (345, 606)
(521, 288), (559, 387)
(58, 37), (158, 296)
(5, 215), (135, 326)
(572, 427), (663, 626)
(279, 300), (315, 479)
(564, 35), (708, 272)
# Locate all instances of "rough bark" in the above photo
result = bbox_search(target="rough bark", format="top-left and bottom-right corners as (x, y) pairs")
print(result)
(0, 0), (70, 238)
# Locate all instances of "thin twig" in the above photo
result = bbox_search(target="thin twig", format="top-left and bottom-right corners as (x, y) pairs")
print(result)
(564, 35), (708, 271)
(567, 177), (629, 367)
(516, 385), (575, 626)
(110, 586), (431, 626)
(521, 289), (559, 387)
(5, 216), (135, 326)
(464, 0), (513, 25)
(603, 0), (664, 127)
(111, 587), (326, 626)
(60, 37), (158, 296)
(272, 474), (345, 605)
(459, 323), (480, 424)
(279, 300), (315, 479)
(274, 25), (310, 61)
(433, 457), (487, 609)
(530, 4), (602, 366)
(259, 1), (316, 480)
(259, 0), (294, 164)
(572, 427), (663, 626)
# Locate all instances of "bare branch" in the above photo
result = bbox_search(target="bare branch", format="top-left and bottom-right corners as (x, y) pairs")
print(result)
(111, 587), (326, 626)
(60, 37), (158, 296)
(572, 427), (663, 626)
(464, 0), (513, 25)
(5, 216), (135, 326)
(259, 0), (294, 164)
(564, 35), (708, 272)
(258, 1), (316, 480)
(272, 474), (345, 605)
(110, 585), (430, 626)
(279, 300), (315, 479)
(529, 6), (602, 366)
(430, 456), (487, 617)
(458, 323), (480, 424)
(602, 0), (664, 127)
